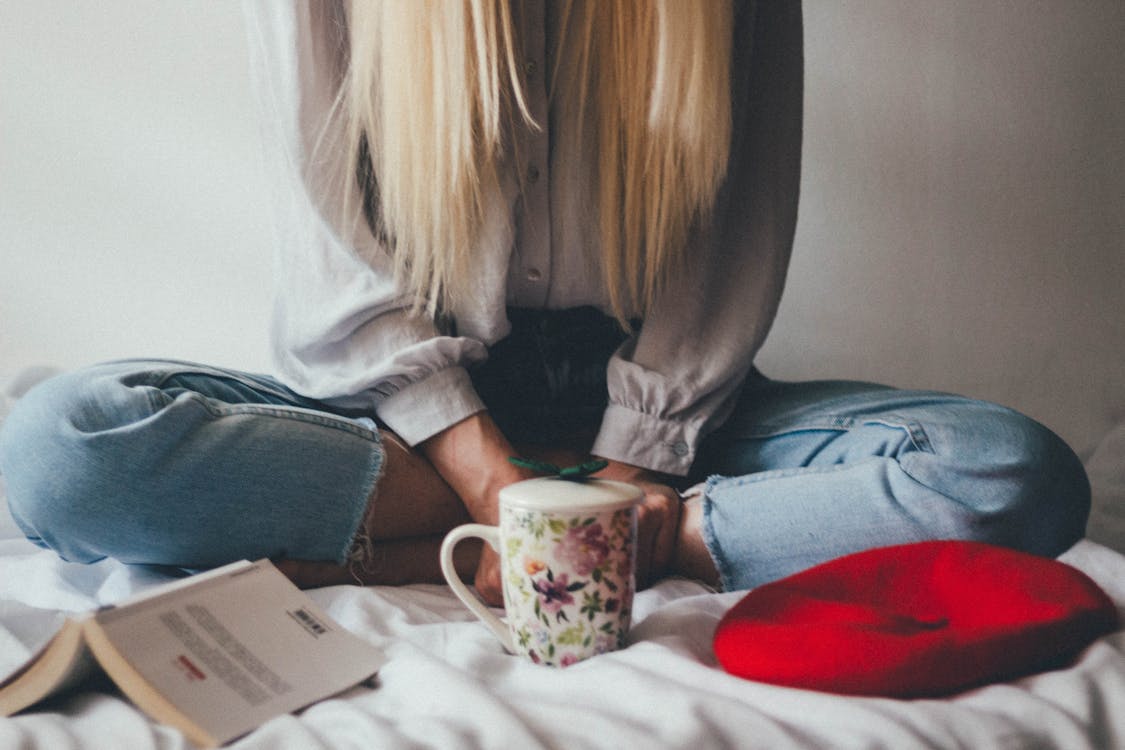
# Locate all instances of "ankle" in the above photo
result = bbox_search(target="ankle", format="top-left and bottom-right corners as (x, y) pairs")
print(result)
(671, 497), (721, 587)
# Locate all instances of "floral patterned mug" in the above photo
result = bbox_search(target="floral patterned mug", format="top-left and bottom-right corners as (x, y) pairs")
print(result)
(440, 477), (643, 666)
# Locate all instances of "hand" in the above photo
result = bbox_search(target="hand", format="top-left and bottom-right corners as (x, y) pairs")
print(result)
(473, 543), (504, 606)
(421, 413), (533, 606)
(596, 459), (683, 589)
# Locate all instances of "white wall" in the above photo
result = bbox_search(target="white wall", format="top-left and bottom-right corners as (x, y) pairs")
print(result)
(2, 1), (1124, 464)
(0, 2), (274, 371)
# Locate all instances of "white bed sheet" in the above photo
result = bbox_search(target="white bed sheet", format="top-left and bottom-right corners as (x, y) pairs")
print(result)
(2, 366), (1124, 750)
(0, 479), (1123, 750)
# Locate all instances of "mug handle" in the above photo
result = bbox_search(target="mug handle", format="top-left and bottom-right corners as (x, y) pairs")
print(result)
(439, 524), (515, 653)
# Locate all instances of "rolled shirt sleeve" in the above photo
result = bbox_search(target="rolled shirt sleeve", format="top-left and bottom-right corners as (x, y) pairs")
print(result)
(243, 0), (802, 460)
(243, 0), (492, 444)
(592, 0), (804, 475)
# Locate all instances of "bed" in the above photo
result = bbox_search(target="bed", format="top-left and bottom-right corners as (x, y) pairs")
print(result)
(1, 371), (1124, 750)
(4, 1), (1125, 745)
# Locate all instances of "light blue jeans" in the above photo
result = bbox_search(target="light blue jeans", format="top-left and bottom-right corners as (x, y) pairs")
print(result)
(0, 360), (1090, 592)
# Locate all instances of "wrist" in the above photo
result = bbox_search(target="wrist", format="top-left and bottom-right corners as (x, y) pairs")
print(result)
(595, 458), (673, 488)
(420, 412), (532, 523)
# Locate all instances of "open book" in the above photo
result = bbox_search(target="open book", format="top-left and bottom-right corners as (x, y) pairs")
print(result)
(0, 559), (386, 747)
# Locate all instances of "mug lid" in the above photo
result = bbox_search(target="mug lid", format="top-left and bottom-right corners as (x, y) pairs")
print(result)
(499, 477), (643, 512)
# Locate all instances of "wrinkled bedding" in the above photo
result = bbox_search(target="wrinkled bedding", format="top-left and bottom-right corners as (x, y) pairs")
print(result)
(1, 482), (1123, 749)
(1, 363), (1124, 749)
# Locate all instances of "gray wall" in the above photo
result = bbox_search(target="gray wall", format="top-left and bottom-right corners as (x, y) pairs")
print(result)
(2, 1), (1124, 462)
(760, 1), (1125, 461)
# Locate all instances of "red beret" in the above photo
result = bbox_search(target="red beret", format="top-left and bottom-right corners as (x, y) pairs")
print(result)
(712, 541), (1119, 698)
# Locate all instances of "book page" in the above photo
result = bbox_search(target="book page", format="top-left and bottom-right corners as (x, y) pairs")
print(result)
(0, 601), (70, 686)
(0, 618), (98, 717)
(92, 561), (385, 745)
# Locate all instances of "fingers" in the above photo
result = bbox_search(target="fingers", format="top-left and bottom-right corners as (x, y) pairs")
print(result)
(475, 545), (505, 606)
(634, 486), (683, 590)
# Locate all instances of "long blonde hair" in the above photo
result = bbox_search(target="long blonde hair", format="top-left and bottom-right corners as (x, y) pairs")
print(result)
(343, 0), (733, 322)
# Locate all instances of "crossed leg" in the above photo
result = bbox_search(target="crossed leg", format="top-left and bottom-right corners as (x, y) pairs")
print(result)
(275, 431), (715, 590)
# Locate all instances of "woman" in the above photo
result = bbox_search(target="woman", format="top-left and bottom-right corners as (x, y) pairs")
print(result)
(0, 1), (1089, 604)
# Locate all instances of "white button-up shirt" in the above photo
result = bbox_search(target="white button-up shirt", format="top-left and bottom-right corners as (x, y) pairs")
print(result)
(242, 0), (803, 475)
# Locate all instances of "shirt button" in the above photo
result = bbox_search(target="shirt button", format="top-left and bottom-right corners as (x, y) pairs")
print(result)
(671, 441), (690, 457)
(525, 60), (538, 76)
(527, 165), (540, 183)
(526, 268), (542, 282)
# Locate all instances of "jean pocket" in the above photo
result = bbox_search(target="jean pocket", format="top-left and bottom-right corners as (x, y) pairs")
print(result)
(858, 413), (934, 454)
(714, 413), (934, 455)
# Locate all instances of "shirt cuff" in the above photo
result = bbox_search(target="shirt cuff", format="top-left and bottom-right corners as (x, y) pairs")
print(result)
(376, 366), (487, 445)
(591, 404), (701, 477)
